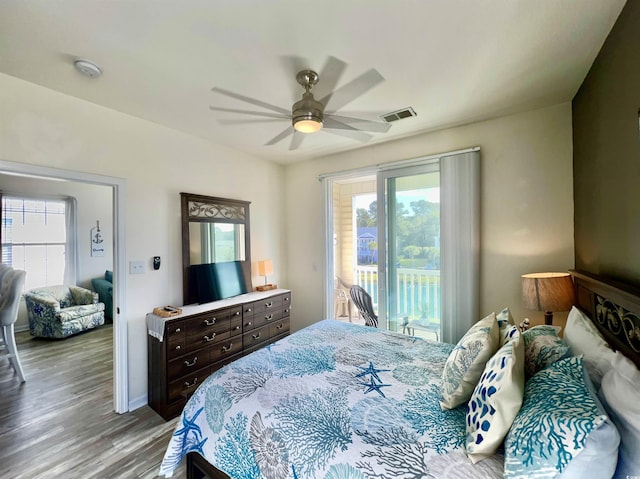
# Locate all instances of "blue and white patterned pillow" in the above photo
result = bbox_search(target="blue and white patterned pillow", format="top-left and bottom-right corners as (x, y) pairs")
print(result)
(504, 356), (613, 478)
(522, 325), (570, 378)
(466, 329), (524, 463)
(441, 313), (499, 410)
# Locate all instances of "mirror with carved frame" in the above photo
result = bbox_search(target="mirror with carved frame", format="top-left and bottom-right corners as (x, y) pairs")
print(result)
(181, 193), (252, 304)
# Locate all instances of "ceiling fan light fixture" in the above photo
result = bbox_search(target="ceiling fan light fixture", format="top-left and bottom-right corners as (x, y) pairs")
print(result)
(293, 117), (323, 133)
(292, 91), (324, 133)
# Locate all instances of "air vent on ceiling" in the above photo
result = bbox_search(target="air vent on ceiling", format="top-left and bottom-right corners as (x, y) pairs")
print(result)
(381, 107), (417, 123)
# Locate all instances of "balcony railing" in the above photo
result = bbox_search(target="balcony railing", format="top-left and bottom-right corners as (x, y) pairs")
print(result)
(354, 265), (441, 325)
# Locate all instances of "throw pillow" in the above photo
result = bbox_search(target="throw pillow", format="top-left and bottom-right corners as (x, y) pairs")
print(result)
(466, 328), (524, 463)
(563, 306), (616, 389)
(522, 325), (570, 379)
(504, 356), (619, 479)
(440, 312), (499, 410)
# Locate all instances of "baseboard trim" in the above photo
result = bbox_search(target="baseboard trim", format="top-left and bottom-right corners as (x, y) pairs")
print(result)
(128, 394), (148, 412)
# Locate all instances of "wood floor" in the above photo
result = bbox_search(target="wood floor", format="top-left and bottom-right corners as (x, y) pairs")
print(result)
(0, 325), (186, 479)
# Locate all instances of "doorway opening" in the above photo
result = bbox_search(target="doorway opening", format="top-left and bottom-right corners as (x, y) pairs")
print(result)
(0, 159), (128, 413)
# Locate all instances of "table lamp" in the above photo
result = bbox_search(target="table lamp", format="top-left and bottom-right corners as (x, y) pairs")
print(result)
(256, 259), (276, 291)
(521, 272), (575, 325)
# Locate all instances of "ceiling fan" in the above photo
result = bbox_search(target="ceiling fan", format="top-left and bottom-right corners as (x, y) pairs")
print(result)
(209, 57), (391, 150)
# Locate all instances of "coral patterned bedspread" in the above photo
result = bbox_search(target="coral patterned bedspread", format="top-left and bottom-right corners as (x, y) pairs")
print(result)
(159, 319), (503, 478)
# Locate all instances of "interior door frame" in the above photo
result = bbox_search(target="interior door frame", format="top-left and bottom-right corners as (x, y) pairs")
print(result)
(0, 159), (128, 413)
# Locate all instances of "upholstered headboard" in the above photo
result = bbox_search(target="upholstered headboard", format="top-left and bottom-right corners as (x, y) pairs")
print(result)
(570, 269), (640, 369)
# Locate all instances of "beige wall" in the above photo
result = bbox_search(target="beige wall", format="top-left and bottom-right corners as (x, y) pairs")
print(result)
(0, 73), (287, 406)
(285, 102), (575, 331)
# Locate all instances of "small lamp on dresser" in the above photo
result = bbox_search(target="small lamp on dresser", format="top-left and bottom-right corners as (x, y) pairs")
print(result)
(521, 272), (575, 325)
(256, 259), (276, 291)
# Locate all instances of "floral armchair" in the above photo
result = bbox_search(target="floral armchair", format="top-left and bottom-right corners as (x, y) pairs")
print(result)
(24, 285), (105, 338)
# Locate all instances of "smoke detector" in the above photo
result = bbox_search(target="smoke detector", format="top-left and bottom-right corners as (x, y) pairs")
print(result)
(73, 59), (102, 79)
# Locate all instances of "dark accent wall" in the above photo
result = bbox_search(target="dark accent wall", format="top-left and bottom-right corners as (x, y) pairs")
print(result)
(573, 0), (640, 287)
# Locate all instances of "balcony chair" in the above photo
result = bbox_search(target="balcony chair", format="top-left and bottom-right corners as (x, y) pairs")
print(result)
(24, 285), (105, 339)
(334, 277), (352, 321)
(0, 266), (27, 382)
(349, 285), (378, 328)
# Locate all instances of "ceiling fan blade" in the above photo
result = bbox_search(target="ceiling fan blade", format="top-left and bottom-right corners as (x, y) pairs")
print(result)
(289, 131), (305, 150)
(211, 87), (290, 115)
(314, 56), (347, 100)
(209, 106), (289, 120)
(265, 126), (294, 146)
(319, 68), (384, 112)
(325, 115), (391, 133)
(323, 127), (373, 143)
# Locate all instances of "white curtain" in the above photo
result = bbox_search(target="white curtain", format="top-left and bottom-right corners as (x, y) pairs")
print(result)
(440, 150), (480, 343)
(63, 196), (78, 285)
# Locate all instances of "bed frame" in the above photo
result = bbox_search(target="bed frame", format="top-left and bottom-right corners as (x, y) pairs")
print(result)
(183, 270), (640, 479)
(570, 270), (640, 369)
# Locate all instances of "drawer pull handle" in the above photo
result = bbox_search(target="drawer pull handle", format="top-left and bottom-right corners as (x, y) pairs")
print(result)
(265, 301), (273, 308)
(246, 307), (252, 312)
(284, 308), (290, 314)
(234, 311), (240, 316)
(175, 328), (181, 333)
(252, 333), (261, 340)
(284, 297), (290, 302)
(265, 314), (273, 321)
(204, 318), (216, 326)
(234, 325), (241, 330)
(175, 345), (181, 350)
(246, 321), (252, 327)
(184, 378), (198, 388)
(222, 343), (233, 353)
(276, 324), (284, 330)
(184, 357), (198, 367)
(204, 333), (216, 342)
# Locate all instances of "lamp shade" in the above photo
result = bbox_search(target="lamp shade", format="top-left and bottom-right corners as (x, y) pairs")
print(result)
(257, 259), (274, 277)
(521, 272), (575, 312)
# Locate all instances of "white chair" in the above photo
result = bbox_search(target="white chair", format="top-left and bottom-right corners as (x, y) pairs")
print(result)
(0, 267), (27, 382)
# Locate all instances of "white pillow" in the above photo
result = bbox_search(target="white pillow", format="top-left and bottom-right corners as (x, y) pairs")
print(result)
(466, 329), (524, 463)
(441, 312), (500, 410)
(599, 353), (640, 479)
(564, 306), (616, 389)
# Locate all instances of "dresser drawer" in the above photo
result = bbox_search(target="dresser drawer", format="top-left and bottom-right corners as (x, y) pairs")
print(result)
(229, 306), (243, 321)
(254, 295), (283, 315)
(243, 301), (257, 318)
(210, 339), (243, 362)
(166, 321), (186, 344)
(254, 307), (285, 328)
(166, 339), (187, 360)
(168, 367), (208, 403)
(269, 318), (289, 338)
(168, 350), (207, 381)
(243, 323), (270, 348)
(187, 318), (231, 348)
(229, 317), (243, 337)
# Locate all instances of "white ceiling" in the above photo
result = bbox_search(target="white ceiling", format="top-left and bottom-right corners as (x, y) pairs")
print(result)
(0, 1), (626, 164)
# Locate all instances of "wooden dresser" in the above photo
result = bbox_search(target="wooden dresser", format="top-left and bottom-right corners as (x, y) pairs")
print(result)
(147, 289), (291, 420)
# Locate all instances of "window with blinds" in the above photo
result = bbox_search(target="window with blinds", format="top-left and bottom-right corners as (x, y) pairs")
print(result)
(1, 196), (68, 290)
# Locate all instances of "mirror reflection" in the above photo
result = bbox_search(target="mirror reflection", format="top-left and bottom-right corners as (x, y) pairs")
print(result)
(188, 222), (246, 265)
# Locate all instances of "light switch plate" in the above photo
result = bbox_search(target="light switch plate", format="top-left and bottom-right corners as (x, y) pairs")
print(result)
(129, 261), (145, 274)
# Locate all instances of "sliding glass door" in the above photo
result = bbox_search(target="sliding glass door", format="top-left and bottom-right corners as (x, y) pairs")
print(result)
(323, 147), (479, 344)
(378, 164), (440, 337)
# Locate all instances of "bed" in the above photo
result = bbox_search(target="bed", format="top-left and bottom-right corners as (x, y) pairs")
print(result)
(159, 270), (640, 479)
